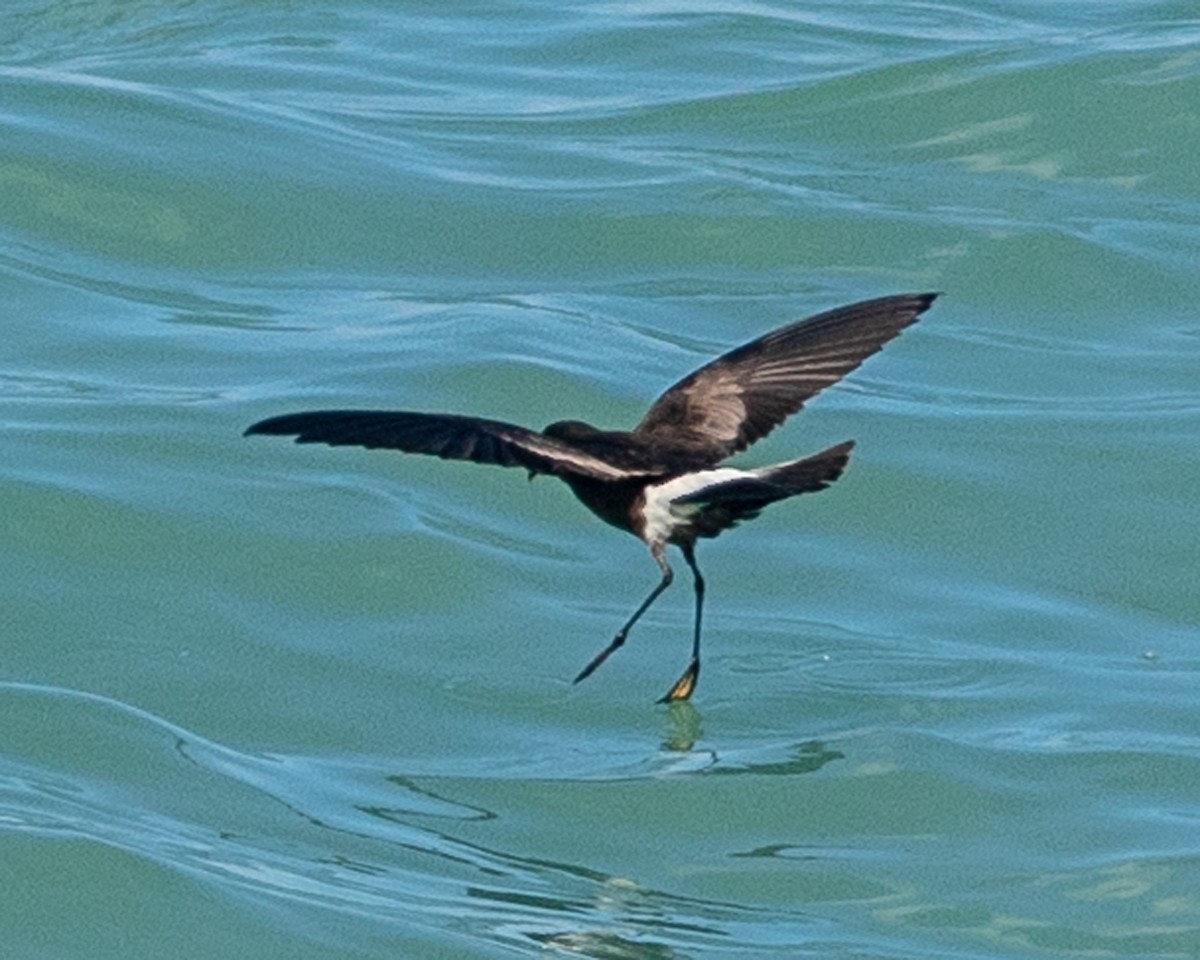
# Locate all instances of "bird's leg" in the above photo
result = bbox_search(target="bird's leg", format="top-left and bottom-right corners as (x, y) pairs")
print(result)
(574, 545), (673, 684)
(659, 543), (703, 703)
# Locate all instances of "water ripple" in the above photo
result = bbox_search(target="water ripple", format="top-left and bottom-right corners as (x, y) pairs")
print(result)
(0, 682), (823, 955)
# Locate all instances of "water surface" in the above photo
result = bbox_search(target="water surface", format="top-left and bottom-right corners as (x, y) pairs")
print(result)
(3, 2), (1199, 957)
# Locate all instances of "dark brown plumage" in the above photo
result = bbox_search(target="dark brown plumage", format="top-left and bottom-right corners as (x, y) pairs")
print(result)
(246, 292), (936, 702)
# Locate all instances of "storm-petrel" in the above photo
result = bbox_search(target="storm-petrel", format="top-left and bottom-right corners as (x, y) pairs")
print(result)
(246, 292), (936, 702)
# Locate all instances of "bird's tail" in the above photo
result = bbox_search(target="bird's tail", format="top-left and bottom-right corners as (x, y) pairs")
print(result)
(755, 440), (855, 494)
(666, 440), (855, 540)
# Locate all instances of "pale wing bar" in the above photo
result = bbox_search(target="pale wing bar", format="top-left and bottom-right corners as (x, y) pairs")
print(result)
(245, 410), (640, 481)
(634, 292), (937, 464)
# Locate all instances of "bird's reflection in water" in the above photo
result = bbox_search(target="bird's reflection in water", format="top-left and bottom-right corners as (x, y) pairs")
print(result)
(661, 700), (703, 753)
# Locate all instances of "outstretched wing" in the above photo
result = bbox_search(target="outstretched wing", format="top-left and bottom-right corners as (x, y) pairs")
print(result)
(633, 292), (937, 465)
(245, 410), (641, 481)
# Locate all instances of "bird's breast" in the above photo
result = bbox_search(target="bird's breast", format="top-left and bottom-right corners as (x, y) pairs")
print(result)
(558, 475), (649, 537)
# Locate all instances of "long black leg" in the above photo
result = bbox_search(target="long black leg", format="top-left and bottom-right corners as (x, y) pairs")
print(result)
(574, 544), (673, 684)
(658, 542), (703, 703)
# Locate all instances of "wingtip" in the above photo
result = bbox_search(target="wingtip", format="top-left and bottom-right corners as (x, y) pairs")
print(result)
(887, 291), (939, 327)
(244, 413), (305, 439)
(243, 417), (279, 438)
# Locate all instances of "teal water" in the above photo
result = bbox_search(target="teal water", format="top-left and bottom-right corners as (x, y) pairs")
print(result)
(3, 2), (1200, 957)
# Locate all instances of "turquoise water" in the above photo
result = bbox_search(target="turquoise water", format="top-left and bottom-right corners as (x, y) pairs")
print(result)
(3, 1), (1200, 957)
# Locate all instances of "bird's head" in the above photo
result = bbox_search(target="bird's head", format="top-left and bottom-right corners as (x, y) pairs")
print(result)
(542, 419), (601, 442)
(525, 422), (599, 483)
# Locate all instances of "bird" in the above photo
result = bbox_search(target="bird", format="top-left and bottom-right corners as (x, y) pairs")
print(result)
(245, 292), (936, 703)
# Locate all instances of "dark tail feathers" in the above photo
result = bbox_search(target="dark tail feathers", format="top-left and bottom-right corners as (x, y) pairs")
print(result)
(757, 440), (854, 493)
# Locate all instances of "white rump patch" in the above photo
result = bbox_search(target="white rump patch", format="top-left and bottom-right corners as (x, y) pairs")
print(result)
(641, 468), (758, 545)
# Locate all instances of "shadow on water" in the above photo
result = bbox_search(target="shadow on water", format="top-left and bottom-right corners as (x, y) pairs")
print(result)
(662, 701), (844, 777)
(705, 740), (845, 778)
(530, 928), (688, 959)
